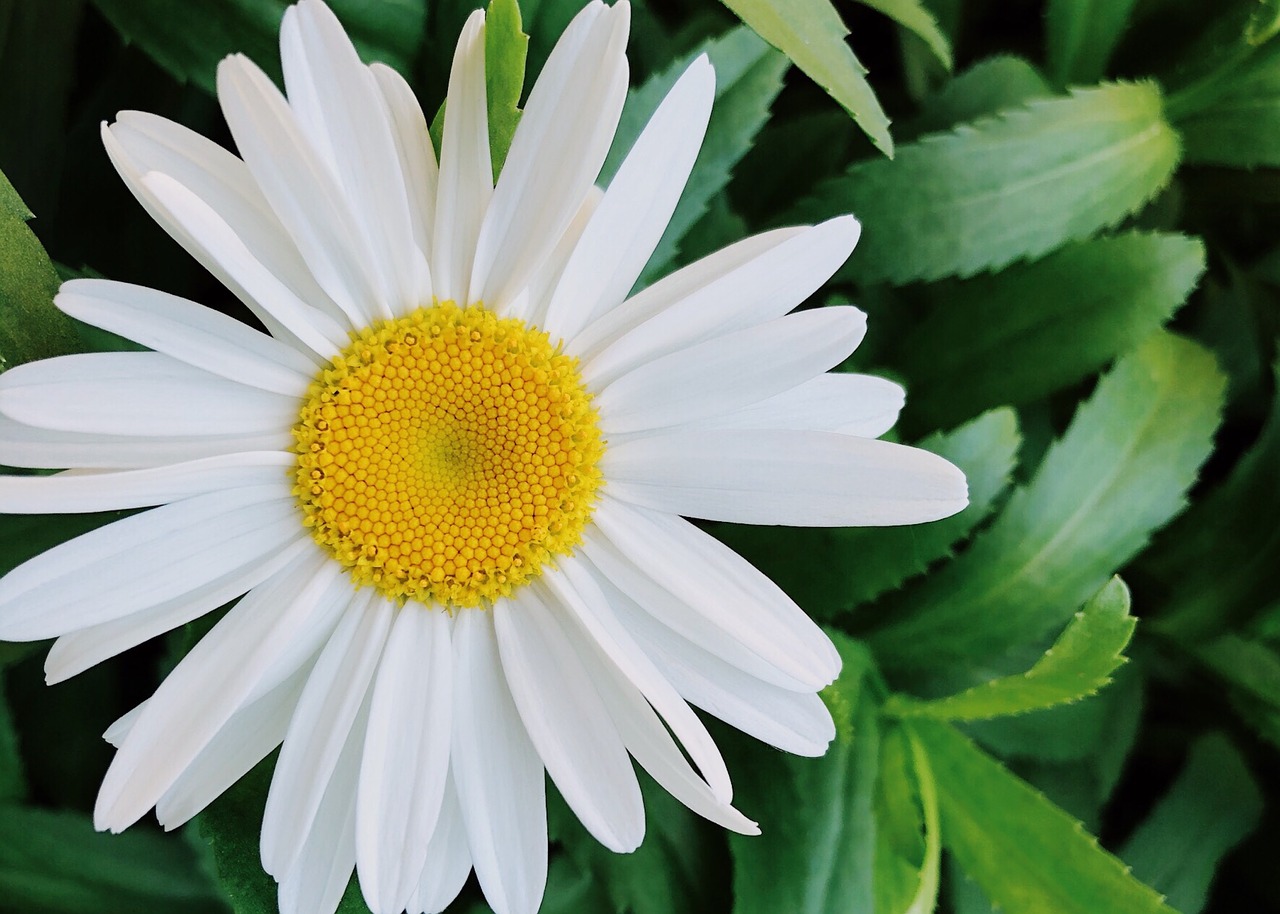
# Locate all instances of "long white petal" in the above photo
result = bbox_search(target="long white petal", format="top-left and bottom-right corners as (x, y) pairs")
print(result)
(93, 547), (345, 831)
(0, 485), (296, 642)
(45, 535), (311, 684)
(371, 62), (439, 271)
(357, 606), (453, 914)
(451, 610), (547, 914)
(0, 451), (292, 514)
(56, 278), (317, 391)
(542, 55), (714, 342)
(579, 217), (861, 387)
(540, 558), (732, 801)
(261, 589), (392, 878)
(508, 185), (602, 327)
(0, 350), (300, 438)
(595, 307), (866, 434)
(681, 372), (905, 438)
(585, 498), (840, 689)
(603, 428), (969, 525)
(432, 10), (491, 305)
(470, 1), (629, 312)
(494, 590), (644, 853)
(407, 773), (472, 914)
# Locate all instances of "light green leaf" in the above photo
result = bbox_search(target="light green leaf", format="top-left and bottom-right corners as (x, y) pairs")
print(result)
(88, 0), (425, 95)
(484, 0), (528, 176)
(872, 719), (940, 914)
(855, 0), (951, 70)
(870, 332), (1225, 679)
(1044, 0), (1139, 86)
(601, 26), (788, 281)
(1246, 0), (1280, 44)
(1179, 39), (1280, 168)
(889, 231), (1206, 435)
(887, 577), (1135, 721)
(711, 406), (1019, 620)
(730, 632), (877, 914)
(0, 806), (225, 914)
(911, 55), (1052, 137)
(0, 169), (78, 371)
(912, 719), (1178, 914)
(1120, 734), (1262, 914)
(797, 82), (1180, 286)
(716, 0), (893, 155)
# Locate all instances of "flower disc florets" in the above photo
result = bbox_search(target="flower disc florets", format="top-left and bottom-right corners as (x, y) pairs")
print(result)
(294, 302), (604, 608)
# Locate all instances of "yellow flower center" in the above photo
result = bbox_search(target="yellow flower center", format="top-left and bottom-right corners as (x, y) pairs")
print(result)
(293, 302), (604, 608)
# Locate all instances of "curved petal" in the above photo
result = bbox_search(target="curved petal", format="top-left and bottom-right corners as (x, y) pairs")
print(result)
(451, 609), (547, 914)
(470, 1), (629, 313)
(407, 773), (473, 914)
(432, 10), (492, 305)
(0, 484), (296, 642)
(541, 55), (714, 342)
(0, 451), (293, 514)
(679, 372), (905, 438)
(508, 185), (601, 328)
(0, 350), (301, 438)
(56, 278), (318, 392)
(371, 62), (439, 271)
(595, 307), (867, 434)
(579, 216), (861, 387)
(602, 428), (970, 526)
(357, 607), (453, 914)
(494, 589), (644, 853)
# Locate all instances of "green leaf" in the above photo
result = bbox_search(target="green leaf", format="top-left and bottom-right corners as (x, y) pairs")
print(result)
(912, 719), (1178, 914)
(870, 332), (1225, 679)
(888, 231), (1206, 435)
(711, 406), (1019, 620)
(1192, 634), (1280, 711)
(797, 82), (1181, 286)
(716, 0), (893, 155)
(871, 720), (941, 914)
(0, 677), (24, 804)
(0, 169), (78, 371)
(1044, 0), (1139, 87)
(88, 0), (425, 95)
(601, 26), (788, 281)
(1247, 0), (1280, 44)
(1120, 734), (1262, 914)
(0, 806), (225, 914)
(854, 0), (952, 70)
(887, 577), (1135, 721)
(1179, 41), (1280, 168)
(484, 0), (528, 177)
(911, 55), (1052, 137)
(730, 632), (877, 914)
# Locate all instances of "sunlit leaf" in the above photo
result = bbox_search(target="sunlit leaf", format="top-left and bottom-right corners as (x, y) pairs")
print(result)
(855, 0), (951, 70)
(485, 0), (528, 176)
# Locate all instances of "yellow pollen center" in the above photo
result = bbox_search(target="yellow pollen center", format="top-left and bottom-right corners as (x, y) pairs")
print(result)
(293, 302), (604, 608)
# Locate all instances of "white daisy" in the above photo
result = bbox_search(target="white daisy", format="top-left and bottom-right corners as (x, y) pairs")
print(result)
(0, 2), (966, 913)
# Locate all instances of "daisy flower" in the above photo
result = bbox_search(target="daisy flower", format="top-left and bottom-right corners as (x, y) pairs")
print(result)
(0, 2), (966, 913)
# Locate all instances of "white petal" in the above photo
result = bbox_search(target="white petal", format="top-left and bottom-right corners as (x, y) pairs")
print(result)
(603, 428), (969, 525)
(0, 451), (292, 514)
(0, 350), (300, 438)
(261, 590), (392, 878)
(0, 485), (296, 642)
(610, 592), (835, 755)
(596, 306), (867, 434)
(281, 1), (431, 314)
(277, 695), (368, 914)
(540, 557), (732, 801)
(682, 372), (905, 438)
(408, 773), (473, 914)
(451, 610), (547, 914)
(217, 53), (385, 328)
(432, 10), (492, 305)
(45, 536), (312, 684)
(371, 62), (440, 269)
(357, 607), (453, 914)
(509, 185), (602, 328)
(470, 1), (629, 312)
(141, 171), (348, 359)
(105, 111), (349, 332)
(585, 497), (840, 689)
(578, 216), (861, 387)
(541, 55), (714, 342)
(56, 278), (317, 392)
(564, 603), (759, 835)
(494, 590), (644, 853)
(93, 547), (349, 831)
(0, 413), (291, 470)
